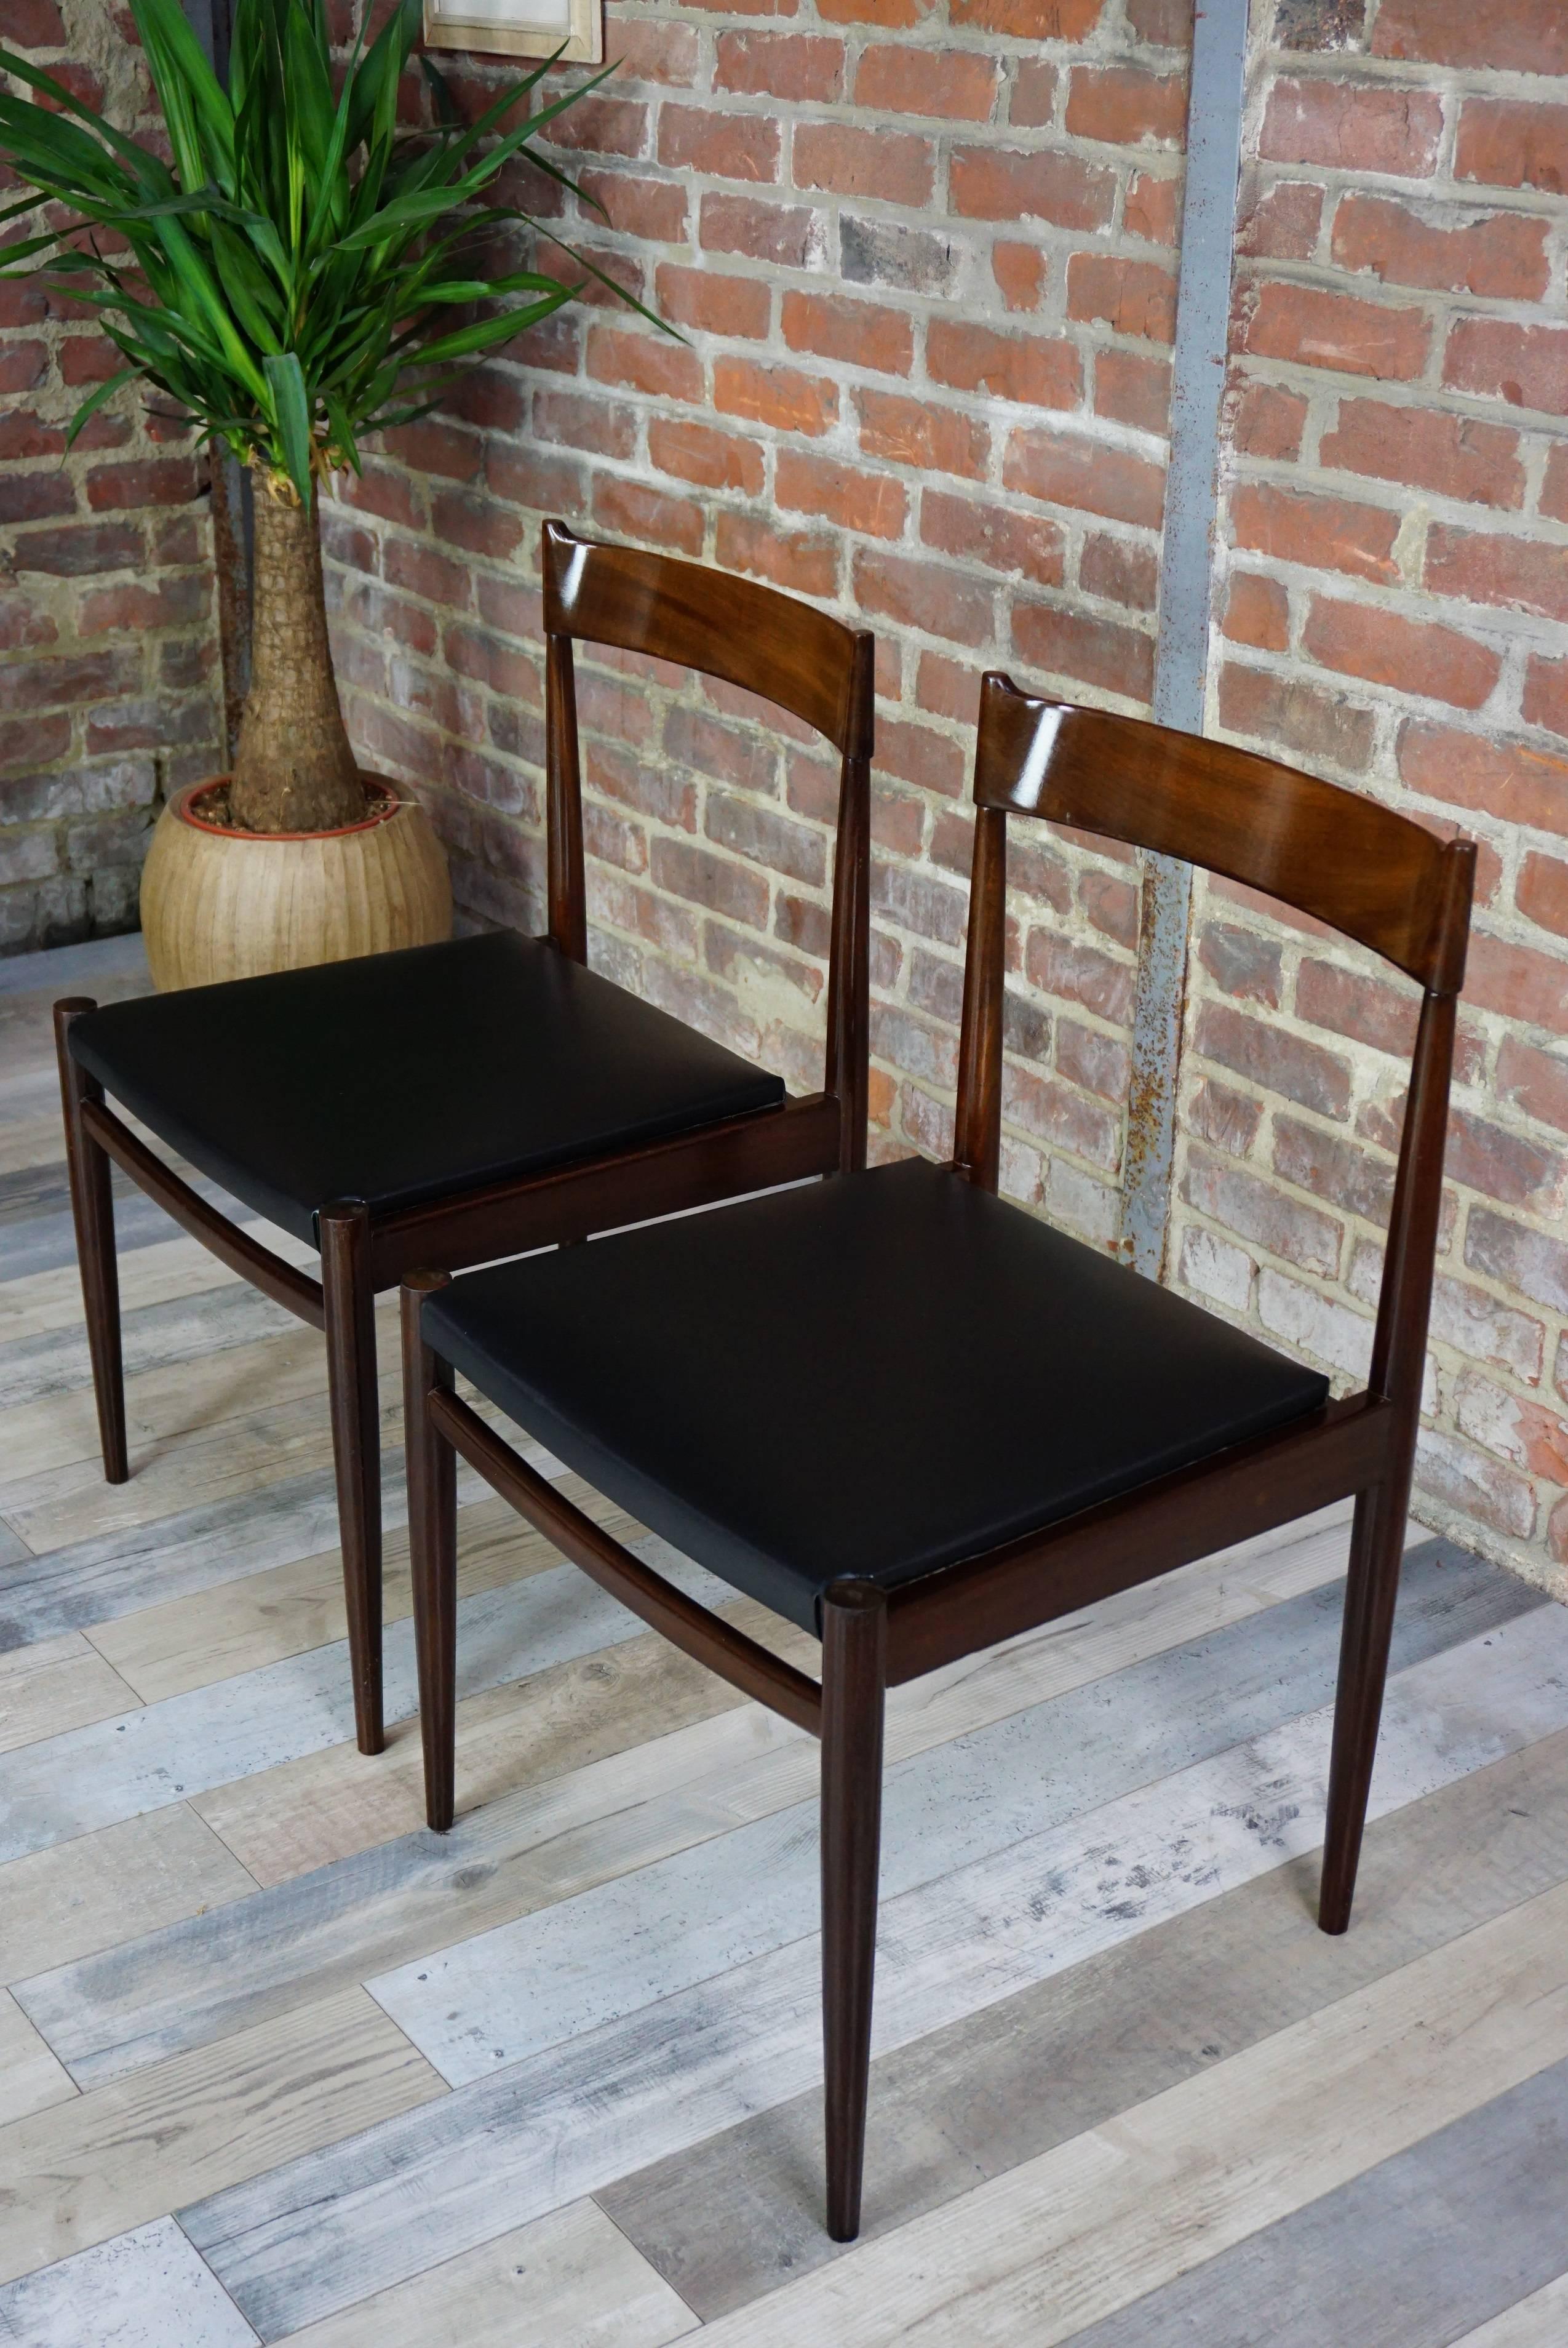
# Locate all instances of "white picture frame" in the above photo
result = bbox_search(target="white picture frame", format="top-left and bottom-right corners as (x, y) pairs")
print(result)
(422, 0), (602, 66)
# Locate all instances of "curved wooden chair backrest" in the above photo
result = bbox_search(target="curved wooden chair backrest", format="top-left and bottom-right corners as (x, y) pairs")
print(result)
(539, 521), (875, 1168)
(955, 673), (1476, 1423)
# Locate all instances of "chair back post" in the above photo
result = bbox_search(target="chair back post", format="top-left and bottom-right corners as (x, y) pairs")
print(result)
(1365, 839), (1475, 1424)
(539, 517), (877, 1159)
(542, 522), (588, 963)
(823, 630), (875, 1173)
(952, 802), (1008, 1191)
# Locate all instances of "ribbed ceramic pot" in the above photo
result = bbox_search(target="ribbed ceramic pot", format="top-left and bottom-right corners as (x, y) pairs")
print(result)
(139, 773), (452, 991)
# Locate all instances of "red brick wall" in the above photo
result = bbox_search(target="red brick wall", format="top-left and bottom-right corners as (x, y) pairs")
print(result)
(5, 0), (1568, 1593)
(324, 0), (1190, 1255)
(319, 0), (1568, 1589)
(0, 0), (223, 956)
(1179, 0), (1568, 1584)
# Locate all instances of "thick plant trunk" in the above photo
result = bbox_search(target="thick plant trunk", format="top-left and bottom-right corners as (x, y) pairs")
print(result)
(228, 479), (364, 833)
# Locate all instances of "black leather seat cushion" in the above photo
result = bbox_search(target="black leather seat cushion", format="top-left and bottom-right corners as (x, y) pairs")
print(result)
(69, 932), (785, 1245)
(426, 1157), (1331, 1634)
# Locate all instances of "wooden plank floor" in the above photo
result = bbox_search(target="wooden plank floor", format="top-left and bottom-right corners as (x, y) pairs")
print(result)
(1, 933), (1566, 2346)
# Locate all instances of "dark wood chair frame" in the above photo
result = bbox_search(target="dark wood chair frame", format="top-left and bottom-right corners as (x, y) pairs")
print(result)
(401, 671), (1474, 2244)
(52, 519), (874, 1759)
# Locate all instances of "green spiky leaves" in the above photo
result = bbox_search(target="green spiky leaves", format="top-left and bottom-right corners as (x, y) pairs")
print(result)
(0, 0), (669, 492)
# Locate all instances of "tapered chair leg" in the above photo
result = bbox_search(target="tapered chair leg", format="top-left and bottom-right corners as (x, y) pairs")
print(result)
(1319, 1475), (1411, 1935)
(53, 999), (128, 1485)
(320, 1200), (385, 1757)
(820, 1577), (886, 2243)
(402, 1271), (457, 1832)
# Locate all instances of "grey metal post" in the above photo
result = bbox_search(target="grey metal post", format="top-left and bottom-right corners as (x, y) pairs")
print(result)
(1121, 0), (1251, 1279)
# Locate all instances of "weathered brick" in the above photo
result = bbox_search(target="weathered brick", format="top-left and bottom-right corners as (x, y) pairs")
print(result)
(1242, 280), (1430, 382)
(706, 788), (826, 885)
(949, 145), (1116, 230)
(578, 169), (688, 244)
(1079, 533), (1158, 612)
(587, 325), (704, 402)
(1467, 1206), (1568, 1317)
(1005, 1063), (1120, 1169)
(1318, 399), (1523, 511)
(1024, 928), (1136, 1024)
(856, 44), (998, 119)
(1417, 1431), (1536, 1543)
(1184, 1146), (1342, 1276)
(486, 442), (586, 516)
(1425, 526), (1568, 627)
(1198, 921), (1283, 1006)
(0, 473), (76, 526)
(714, 356), (837, 436)
(659, 105), (779, 183)
(1303, 596), (1502, 712)
(1445, 1106), (1564, 1213)
(794, 122), (933, 206)
(928, 319), (1081, 407)
(1524, 657), (1568, 743)
(1190, 1076), (1263, 1159)
(1003, 429), (1166, 529)
(1180, 1225), (1254, 1312)
(1456, 99), (1568, 196)
(1238, 178), (1323, 262)
(776, 450), (906, 538)
(841, 215), (961, 295)
(1198, 1000), (1352, 1119)
(714, 509), (839, 598)
(1066, 254), (1177, 343)
(993, 242), (1048, 313)
(699, 191), (815, 266)
(1516, 852), (1568, 944)
(1374, 0), (1568, 73)
(642, 420), (762, 498)
(1231, 482), (1399, 585)
(1223, 573), (1291, 651)
(854, 548), (994, 645)
(1009, 58), (1058, 130)
(1331, 194), (1550, 303)
(1498, 1037), (1568, 1137)
(1056, 1015), (1131, 1098)
(1398, 722), (1568, 838)
(1464, 935), (1568, 1038)
(665, 706), (777, 796)
(715, 29), (844, 100)
(782, 290), (913, 375)
(1092, 349), (1172, 436)
(1013, 602), (1156, 702)
(1546, 447), (1568, 527)
(591, 476), (705, 556)
(1231, 380), (1308, 461)
(858, 390), (989, 479)
(1260, 76), (1442, 178)
(650, 836), (771, 928)
(920, 490), (1065, 585)
(871, 855), (969, 946)
(654, 264), (771, 340)
(1219, 663), (1375, 772)
(1443, 319), (1568, 420)
(948, 0), (1101, 28)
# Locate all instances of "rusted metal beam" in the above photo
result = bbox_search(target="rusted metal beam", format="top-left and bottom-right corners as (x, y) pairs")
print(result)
(1121, 0), (1250, 1279)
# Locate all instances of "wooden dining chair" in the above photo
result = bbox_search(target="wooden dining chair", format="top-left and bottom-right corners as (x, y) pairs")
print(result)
(53, 519), (874, 1757)
(400, 670), (1473, 2242)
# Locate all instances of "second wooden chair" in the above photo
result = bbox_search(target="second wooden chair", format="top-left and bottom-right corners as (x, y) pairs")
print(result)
(54, 521), (874, 1754)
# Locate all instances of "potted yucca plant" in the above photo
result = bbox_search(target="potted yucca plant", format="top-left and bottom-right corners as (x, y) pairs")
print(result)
(0, 0), (658, 983)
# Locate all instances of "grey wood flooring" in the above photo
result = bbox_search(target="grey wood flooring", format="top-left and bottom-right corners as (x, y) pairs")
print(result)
(0, 935), (1564, 2346)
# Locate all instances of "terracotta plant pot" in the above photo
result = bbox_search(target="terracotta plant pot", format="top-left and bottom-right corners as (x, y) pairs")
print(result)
(139, 773), (453, 991)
